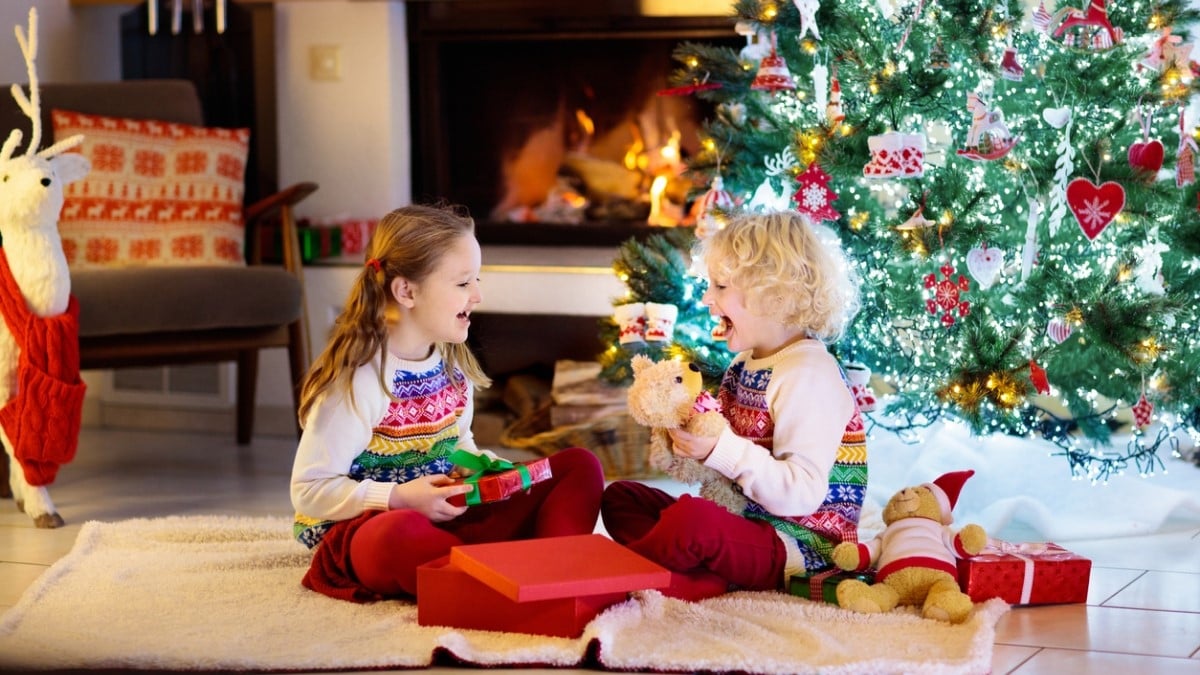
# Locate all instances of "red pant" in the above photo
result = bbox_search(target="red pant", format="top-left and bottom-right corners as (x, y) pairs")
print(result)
(601, 480), (786, 601)
(343, 447), (604, 598)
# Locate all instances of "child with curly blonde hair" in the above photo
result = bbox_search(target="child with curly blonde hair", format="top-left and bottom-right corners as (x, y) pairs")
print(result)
(291, 204), (604, 602)
(602, 210), (867, 600)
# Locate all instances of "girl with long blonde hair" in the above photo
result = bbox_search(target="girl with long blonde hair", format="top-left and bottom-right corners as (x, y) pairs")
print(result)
(290, 204), (603, 602)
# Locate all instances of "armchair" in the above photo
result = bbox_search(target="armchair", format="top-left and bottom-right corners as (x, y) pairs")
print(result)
(0, 79), (313, 453)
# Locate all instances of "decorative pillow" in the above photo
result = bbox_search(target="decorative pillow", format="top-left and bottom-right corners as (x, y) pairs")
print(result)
(51, 109), (250, 269)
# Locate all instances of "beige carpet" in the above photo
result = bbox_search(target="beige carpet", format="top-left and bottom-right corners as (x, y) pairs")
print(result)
(0, 515), (1008, 673)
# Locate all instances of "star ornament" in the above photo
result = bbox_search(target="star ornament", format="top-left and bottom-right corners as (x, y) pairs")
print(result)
(792, 162), (840, 223)
(1066, 178), (1126, 241)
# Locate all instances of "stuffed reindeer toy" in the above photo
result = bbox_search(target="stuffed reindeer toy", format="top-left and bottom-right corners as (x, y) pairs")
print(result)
(0, 8), (91, 528)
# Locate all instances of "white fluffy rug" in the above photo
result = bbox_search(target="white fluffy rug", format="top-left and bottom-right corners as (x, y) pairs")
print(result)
(0, 515), (1008, 673)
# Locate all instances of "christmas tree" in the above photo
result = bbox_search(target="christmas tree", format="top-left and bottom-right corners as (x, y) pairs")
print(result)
(598, 0), (1200, 481)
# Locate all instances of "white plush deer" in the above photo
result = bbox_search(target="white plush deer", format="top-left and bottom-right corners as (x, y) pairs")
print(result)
(0, 8), (91, 528)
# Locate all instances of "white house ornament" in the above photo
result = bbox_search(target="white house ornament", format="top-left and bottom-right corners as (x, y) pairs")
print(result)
(736, 21), (772, 62)
(1065, 178), (1125, 241)
(644, 302), (679, 342)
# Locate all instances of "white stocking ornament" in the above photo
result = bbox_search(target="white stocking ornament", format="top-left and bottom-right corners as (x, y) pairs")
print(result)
(644, 303), (679, 342)
(614, 303), (646, 344)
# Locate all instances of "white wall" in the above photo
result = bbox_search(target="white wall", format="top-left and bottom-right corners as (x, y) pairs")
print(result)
(0, 0), (124, 84)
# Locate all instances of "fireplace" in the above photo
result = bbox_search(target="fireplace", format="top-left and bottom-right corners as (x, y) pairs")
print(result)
(406, 0), (737, 245)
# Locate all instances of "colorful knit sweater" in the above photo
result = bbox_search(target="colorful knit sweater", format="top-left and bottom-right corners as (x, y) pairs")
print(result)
(291, 350), (483, 548)
(702, 339), (868, 575)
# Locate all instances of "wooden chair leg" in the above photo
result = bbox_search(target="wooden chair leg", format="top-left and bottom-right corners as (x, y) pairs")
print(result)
(286, 319), (308, 438)
(0, 449), (10, 500)
(236, 349), (259, 445)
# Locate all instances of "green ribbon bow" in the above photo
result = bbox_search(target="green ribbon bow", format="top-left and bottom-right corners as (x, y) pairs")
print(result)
(448, 450), (533, 506)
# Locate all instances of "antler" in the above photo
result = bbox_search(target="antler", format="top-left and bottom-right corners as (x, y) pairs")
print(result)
(764, 147), (796, 177)
(9, 8), (41, 157)
(4, 9), (80, 160)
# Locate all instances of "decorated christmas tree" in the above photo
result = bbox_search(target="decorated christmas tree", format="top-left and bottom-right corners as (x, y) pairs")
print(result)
(597, 0), (1200, 481)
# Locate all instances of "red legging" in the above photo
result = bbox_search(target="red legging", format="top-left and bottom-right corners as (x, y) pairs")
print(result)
(347, 447), (603, 597)
(601, 480), (787, 601)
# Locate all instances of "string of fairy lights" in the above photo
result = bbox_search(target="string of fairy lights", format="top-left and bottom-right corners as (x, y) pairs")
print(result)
(599, 0), (1200, 482)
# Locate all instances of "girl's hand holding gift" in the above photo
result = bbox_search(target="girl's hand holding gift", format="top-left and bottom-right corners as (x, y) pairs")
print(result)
(388, 474), (472, 522)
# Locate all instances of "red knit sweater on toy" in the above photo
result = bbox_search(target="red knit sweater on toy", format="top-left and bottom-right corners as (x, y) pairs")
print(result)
(0, 249), (86, 486)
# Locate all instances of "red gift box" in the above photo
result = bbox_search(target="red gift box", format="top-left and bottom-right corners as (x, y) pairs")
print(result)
(446, 454), (552, 507)
(417, 534), (671, 637)
(957, 539), (1091, 605)
(338, 218), (378, 255)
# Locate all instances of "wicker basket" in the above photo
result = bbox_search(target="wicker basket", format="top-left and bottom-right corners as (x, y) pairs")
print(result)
(499, 404), (660, 480)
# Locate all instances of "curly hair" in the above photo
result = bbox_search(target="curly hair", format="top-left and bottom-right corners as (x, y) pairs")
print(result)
(297, 203), (491, 426)
(695, 211), (860, 343)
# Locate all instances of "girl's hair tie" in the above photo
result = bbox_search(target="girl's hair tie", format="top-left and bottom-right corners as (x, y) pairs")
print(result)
(366, 258), (382, 273)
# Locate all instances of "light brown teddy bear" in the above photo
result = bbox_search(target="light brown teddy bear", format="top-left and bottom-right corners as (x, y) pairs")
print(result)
(831, 470), (987, 623)
(626, 355), (747, 514)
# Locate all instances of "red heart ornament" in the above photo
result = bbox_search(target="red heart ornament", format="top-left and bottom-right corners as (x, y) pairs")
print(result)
(1128, 139), (1165, 174)
(1066, 178), (1126, 241)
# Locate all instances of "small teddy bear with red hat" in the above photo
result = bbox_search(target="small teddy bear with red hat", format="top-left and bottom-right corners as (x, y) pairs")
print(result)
(831, 470), (987, 623)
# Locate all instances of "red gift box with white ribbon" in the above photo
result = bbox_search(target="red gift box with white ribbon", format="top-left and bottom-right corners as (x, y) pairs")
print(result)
(957, 538), (1091, 605)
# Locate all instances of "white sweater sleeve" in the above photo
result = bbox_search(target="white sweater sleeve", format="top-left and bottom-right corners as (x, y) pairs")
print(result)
(290, 365), (394, 519)
(703, 346), (855, 517)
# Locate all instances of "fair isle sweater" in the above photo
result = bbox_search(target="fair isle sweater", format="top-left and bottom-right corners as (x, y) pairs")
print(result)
(703, 339), (868, 576)
(290, 350), (489, 548)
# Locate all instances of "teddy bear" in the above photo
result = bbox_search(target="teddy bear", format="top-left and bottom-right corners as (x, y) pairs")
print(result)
(830, 469), (987, 623)
(625, 354), (747, 514)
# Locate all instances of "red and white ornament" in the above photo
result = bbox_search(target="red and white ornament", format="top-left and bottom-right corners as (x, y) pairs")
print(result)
(1000, 46), (1024, 81)
(1132, 393), (1154, 428)
(863, 132), (925, 179)
(966, 244), (1004, 290)
(793, 162), (840, 223)
(1031, 0), (1053, 34)
(1128, 105), (1164, 176)
(957, 92), (1018, 161)
(844, 362), (877, 412)
(750, 46), (797, 94)
(1047, 318), (1073, 344)
(924, 263), (971, 327)
(1177, 113), (1197, 188)
(696, 175), (734, 239)
(644, 302), (678, 342)
(826, 71), (845, 126)
(1066, 178), (1125, 241)
(614, 302), (647, 344)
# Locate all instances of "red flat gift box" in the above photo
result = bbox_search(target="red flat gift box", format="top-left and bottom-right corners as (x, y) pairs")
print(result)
(447, 457), (552, 507)
(417, 534), (671, 637)
(957, 539), (1091, 605)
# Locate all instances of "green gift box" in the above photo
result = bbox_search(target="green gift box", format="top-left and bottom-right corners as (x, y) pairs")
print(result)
(789, 567), (874, 605)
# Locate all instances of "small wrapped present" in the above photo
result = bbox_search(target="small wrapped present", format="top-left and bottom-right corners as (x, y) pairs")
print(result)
(446, 450), (552, 507)
(417, 534), (670, 637)
(297, 225), (341, 261)
(957, 538), (1091, 605)
(338, 218), (378, 255)
(788, 567), (874, 605)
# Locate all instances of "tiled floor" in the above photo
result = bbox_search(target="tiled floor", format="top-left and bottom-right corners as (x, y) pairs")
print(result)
(1, 424), (1198, 674)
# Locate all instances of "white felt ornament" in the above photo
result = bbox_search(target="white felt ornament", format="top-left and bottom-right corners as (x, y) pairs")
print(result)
(1020, 197), (1041, 282)
(1045, 107), (1075, 237)
(966, 245), (1004, 290)
(793, 0), (821, 41)
(811, 59), (829, 117)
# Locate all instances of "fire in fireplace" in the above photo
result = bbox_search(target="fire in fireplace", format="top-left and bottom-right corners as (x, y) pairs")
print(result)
(406, 0), (737, 243)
